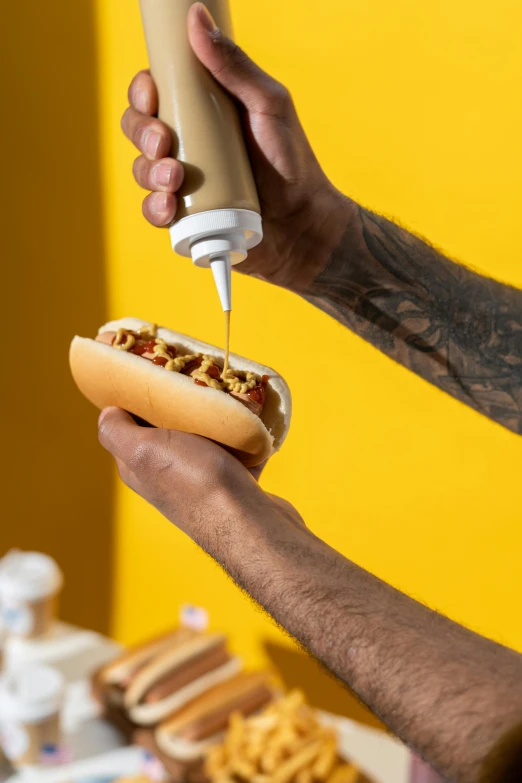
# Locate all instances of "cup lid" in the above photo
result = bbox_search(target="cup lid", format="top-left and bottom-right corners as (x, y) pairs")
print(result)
(0, 551), (63, 603)
(0, 666), (64, 722)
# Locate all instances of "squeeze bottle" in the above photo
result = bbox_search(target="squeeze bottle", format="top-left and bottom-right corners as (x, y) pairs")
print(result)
(138, 0), (263, 312)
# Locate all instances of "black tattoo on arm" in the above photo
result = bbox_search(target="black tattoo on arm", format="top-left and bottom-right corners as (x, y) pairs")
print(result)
(306, 206), (522, 433)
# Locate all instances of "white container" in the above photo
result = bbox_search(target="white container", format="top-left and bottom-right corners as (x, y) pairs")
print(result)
(4, 622), (122, 683)
(0, 552), (63, 639)
(0, 666), (65, 768)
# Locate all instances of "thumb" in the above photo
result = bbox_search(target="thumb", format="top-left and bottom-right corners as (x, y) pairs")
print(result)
(188, 2), (291, 117)
(248, 459), (268, 483)
(98, 407), (142, 461)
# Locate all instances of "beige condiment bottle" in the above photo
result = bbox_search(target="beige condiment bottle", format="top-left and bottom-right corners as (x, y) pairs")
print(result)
(0, 666), (64, 768)
(139, 0), (263, 312)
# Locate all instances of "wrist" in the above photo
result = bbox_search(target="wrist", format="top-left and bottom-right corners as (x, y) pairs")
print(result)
(287, 188), (359, 295)
(220, 489), (329, 613)
(213, 484), (310, 581)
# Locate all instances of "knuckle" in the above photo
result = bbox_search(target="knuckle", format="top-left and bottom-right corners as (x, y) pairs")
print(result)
(214, 40), (248, 79)
(273, 81), (291, 103)
(142, 197), (154, 223)
(98, 415), (125, 454)
(154, 430), (177, 474)
(121, 107), (131, 135)
(228, 41), (250, 68)
(97, 419), (113, 449)
(268, 82), (292, 113)
(133, 118), (161, 148)
(134, 118), (152, 147)
(250, 80), (293, 119)
(132, 156), (148, 186)
(128, 435), (157, 478)
(116, 462), (134, 491)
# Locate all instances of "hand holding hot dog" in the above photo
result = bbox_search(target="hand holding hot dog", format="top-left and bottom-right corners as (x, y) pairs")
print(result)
(122, 1), (352, 293)
(97, 407), (307, 565)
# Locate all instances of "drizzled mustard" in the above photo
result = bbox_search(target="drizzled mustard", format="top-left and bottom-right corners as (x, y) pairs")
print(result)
(113, 327), (261, 392)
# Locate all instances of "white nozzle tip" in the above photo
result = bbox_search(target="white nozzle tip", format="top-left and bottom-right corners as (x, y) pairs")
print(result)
(210, 255), (232, 312)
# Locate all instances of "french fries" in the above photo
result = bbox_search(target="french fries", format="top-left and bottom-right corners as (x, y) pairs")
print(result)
(204, 691), (365, 783)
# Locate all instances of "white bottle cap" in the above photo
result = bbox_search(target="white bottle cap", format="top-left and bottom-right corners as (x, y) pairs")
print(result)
(169, 208), (263, 312)
(0, 551), (63, 603)
(0, 666), (64, 723)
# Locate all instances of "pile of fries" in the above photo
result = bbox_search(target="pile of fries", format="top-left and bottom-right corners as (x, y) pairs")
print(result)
(204, 691), (365, 783)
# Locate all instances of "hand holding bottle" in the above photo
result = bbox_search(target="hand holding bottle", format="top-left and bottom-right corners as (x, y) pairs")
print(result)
(122, 2), (351, 294)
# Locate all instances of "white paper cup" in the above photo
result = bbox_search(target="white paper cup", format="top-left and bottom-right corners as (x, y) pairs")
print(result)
(0, 665), (64, 767)
(0, 551), (63, 639)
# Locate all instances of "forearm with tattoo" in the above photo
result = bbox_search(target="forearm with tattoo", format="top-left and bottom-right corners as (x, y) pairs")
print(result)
(306, 205), (522, 434)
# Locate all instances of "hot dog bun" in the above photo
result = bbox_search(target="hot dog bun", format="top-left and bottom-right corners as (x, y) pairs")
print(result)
(94, 628), (242, 728)
(70, 318), (291, 467)
(100, 627), (199, 687)
(124, 633), (241, 726)
(155, 672), (273, 762)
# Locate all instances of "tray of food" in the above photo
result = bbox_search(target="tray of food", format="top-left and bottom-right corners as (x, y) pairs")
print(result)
(0, 605), (410, 783)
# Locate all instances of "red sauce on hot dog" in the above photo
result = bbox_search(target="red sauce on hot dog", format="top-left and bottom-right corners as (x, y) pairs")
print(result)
(96, 328), (269, 418)
(247, 376), (269, 405)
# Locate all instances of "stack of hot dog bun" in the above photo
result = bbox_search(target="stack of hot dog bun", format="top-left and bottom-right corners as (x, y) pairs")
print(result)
(93, 627), (273, 781)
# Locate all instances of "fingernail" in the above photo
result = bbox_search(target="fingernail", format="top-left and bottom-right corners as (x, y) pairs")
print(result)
(150, 192), (168, 214)
(98, 409), (110, 428)
(144, 130), (161, 158)
(154, 163), (173, 188)
(196, 3), (218, 34)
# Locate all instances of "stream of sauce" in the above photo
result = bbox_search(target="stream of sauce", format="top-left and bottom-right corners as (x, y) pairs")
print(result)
(222, 310), (231, 380)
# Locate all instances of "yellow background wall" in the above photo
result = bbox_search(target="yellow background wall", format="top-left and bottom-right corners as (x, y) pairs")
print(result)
(0, 0), (114, 632)
(95, 0), (522, 685)
(2, 0), (522, 721)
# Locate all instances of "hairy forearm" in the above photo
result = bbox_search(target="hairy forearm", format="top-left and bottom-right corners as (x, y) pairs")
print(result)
(305, 203), (522, 434)
(225, 506), (522, 783)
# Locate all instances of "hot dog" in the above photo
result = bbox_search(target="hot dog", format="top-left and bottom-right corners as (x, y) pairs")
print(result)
(154, 672), (273, 763)
(135, 673), (273, 783)
(94, 328), (268, 418)
(70, 318), (291, 467)
(142, 642), (231, 705)
(102, 627), (199, 689)
(95, 630), (242, 728)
